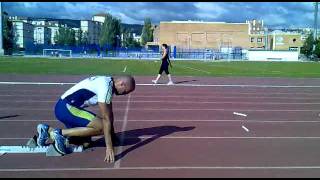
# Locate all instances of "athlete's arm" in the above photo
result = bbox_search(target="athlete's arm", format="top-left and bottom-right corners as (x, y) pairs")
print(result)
(161, 48), (168, 60)
(98, 102), (115, 163)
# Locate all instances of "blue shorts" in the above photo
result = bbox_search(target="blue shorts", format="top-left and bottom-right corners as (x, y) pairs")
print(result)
(54, 99), (96, 128)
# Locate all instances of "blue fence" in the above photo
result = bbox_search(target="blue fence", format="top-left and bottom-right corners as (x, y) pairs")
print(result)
(20, 44), (247, 60)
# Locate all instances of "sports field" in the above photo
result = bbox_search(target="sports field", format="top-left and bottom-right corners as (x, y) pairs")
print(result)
(1, 56), (320, 77)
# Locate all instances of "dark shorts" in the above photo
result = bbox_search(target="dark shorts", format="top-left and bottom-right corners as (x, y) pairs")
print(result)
(54, 99), (96, 128)
(159, 61), (170, 75)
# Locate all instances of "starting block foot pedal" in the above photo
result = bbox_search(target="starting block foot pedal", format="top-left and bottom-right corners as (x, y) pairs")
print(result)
(46, 144), (63, 157)
(26, 135), (38, 148)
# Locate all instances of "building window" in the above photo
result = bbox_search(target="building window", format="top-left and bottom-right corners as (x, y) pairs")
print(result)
(257, 38), (262, 43)
(251, 37), (255, 42)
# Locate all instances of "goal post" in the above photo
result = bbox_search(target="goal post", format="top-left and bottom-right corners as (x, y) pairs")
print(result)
(43, 49), (72, 58)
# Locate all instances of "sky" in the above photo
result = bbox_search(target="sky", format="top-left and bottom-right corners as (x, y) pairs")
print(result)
(2, 2), (315, 28)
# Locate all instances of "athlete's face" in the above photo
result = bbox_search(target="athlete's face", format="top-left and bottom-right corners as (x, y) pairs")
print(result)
(114, 81), (132, 95)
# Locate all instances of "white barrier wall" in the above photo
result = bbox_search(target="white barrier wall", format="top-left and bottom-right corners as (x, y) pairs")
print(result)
(247, 51), (299, 61)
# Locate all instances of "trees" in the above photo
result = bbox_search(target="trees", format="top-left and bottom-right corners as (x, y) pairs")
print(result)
(54, 26), (76, 46)
(121, 28), (141, 48)
(301, 33), (314, 57)
(2, 13), (15, 55)
(140, 18), (153, 46)
(99, 13), (121, 48)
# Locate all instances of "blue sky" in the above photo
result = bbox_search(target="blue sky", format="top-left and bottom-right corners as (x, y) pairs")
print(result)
(2, 2), (315, 28)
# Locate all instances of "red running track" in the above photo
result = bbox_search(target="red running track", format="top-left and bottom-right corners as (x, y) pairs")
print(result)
(0, 75), (320, 177)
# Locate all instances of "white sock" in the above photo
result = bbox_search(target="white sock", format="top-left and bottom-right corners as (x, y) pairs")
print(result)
(155, 74), (161, 82)
(168, 74), (173, 82)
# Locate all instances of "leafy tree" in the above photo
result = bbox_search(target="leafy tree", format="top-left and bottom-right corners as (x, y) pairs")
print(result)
(99, 13), (121, 48)
(122, 28), (141, 48)
(301, 33), (314, 57)
(2, 13), (14, 55)
(141, 18), (153, 46)
(314, 39), (320, 58)
(55, 26), (76, 46)
(75, 29), (83, 46)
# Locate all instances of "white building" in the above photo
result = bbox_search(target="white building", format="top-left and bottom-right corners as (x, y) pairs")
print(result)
(133, 33), (141, 43)
(246, 19), (265, 35)
(72, 27), (81, 42)
(46, 21), (60, 45)
(11, 20), (34, 49)
(47, 26), (59, 45)
(92, 13), (106, 24)
(80, 20), (102, 45)
(34, 26), (51, 45)
(31, 20), (47, 26)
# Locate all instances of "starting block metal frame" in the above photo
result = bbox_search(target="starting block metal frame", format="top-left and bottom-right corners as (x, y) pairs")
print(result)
(0, 136), (84, 156)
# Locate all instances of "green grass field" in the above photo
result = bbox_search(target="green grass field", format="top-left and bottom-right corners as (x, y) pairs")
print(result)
(1, 56), (320, 78)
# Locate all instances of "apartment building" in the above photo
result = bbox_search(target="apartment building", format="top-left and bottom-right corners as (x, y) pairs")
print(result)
(80, 20), (103, 45)
(11, 18), (34, 49)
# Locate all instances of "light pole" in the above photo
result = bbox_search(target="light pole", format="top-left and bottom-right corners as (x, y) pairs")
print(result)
(0, 2), (4, 55)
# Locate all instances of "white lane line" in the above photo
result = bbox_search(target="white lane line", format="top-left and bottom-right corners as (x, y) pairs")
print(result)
(2, 119), (320, 123)
(122, 66), (127, 72)
(3, 99), (320, 105)
(242, 125), (249, 132)
(2, 81), (320, 88)
(2, 166), (320, 171)
(233, 112), (247, 117)
(2, 89), (320, 96)
(0, 108), (320, 112)
(2, 136), (320, 140)
(114, 94), (131, 168)
(3, 94), (320, 100)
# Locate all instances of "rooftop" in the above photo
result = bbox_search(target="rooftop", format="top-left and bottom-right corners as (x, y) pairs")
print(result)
(162, 20), (248, 25)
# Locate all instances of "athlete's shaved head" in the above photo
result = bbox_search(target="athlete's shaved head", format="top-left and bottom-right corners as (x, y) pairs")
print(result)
(113, 75), (135, 95)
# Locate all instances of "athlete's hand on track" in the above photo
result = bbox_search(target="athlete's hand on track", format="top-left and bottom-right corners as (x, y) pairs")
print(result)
(104, 147), (115, 163)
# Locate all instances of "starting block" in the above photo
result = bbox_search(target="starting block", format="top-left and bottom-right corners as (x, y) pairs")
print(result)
(0, 136), (83, 157)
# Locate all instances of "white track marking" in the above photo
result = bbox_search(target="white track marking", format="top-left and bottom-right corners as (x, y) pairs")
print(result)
(2, 119), (320, 123)
(0, 107), (320, 112)
(2, 81), (320, 88)
(2, 136), (320, 140)
(233, 112), (248, 117)
(3, 99), (320, 105)
(4, 94), (320, 100)
(242, 125), (249, 132)
(2, 89), (320, 96)
(4, 95), (320, 102)
(2, 166), (320, 171)
(122, 66), (127, 72)
(114, 94), (131, 168)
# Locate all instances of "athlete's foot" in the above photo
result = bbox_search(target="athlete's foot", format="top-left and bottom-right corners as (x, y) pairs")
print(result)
(152, 80), (157, 84)
(36, 123), (50, 146)
(52, 128), (68, 155)
(167, 81), (174, 85)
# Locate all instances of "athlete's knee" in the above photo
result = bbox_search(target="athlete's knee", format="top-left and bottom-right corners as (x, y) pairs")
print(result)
(87, 118), (104, 133)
